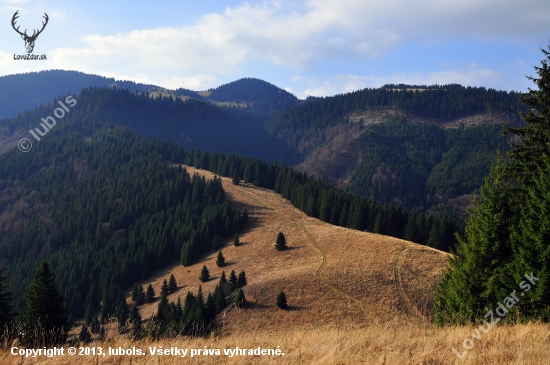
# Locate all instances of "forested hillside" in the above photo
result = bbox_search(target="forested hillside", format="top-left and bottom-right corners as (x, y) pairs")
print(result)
(0, 70), (166, 120)
(266, 84), (523, 153)
(345, 120), (509, 211)
(206, 78), (299, 114)
(0, 125), (245, 322)
(0, 87), (300, 164)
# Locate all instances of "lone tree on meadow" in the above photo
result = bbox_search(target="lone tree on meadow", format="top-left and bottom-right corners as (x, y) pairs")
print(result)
(199, 265), (210, 282)
(216, 251), (226, 267)
(275, 232), (287, 251)
(168, 274), (177, 293)
(276, 291), (287, 309)
(233, 233), (240, 247)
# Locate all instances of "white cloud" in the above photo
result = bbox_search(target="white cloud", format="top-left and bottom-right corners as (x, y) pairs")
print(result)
(4, 0), (547, 93)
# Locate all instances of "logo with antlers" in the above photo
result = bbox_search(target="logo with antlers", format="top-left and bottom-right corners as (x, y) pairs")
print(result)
(12, 11), (49, 54)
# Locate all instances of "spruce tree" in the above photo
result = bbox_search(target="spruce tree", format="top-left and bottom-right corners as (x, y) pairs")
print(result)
(434, 43), (550, 325)
(233, 233), (240, 247)
(24, 261), (69, 345)
(90, 316), (100, 334)
(276, 291), (287, 309)
(275, 232), (287, 251)
(145, 284), (155, 303)
(216, 251), (226, 267)
(129, 306), (142, 340)
(434, 163), (518, 324)
(199, 265), (210, 282)
(136, 285), (146, 305)
(236, 271), (247, 288)
(131, 283), (139, 302)
(78, 324), (91, 343)
(229, 270), (238, 291)
(235, 289), (245, 308)
(168, 274), (177, 293)
(0, 268), (13, 330)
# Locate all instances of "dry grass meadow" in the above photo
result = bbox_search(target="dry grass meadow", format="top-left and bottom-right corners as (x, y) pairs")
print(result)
(2, 166), (550, 364)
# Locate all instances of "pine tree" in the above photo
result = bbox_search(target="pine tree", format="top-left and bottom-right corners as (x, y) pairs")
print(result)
(136, 285), (146, 305)
(145, 284), (155, 303)
(0, 268), (13, 330)
(236, 271), (247, 288)
(131, 283), (139, 302)
(199, 265), (210, 282)
(276, 291), (287, 309)
(168, 274), (177, 293)
(160, 279), (169, 297)
(229, 270), (238, 291)
(24, 261), (69, 345)
(233, 233), (240, 247)
(235, 289), (245, 308)
(434, 44), (550, 325)
(90, 316), (100, 334)
(78, 324), (91, 343)
(216, 251), (226, 267)
(232, 170), (240, 185)
(275, 232), (287, 251)
(129, 306), (142, 340)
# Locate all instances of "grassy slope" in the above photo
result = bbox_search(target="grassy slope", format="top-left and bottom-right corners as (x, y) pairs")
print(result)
(3, 166), (549, 364)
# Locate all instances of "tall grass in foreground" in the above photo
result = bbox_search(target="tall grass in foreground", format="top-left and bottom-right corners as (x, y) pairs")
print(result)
(1, 320), (549, 364)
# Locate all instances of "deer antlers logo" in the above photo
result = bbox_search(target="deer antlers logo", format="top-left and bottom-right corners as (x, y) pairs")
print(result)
(12, 11), (49, 54)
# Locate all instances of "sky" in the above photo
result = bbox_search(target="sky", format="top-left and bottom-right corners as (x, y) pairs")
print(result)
(0, 0), (548, 99)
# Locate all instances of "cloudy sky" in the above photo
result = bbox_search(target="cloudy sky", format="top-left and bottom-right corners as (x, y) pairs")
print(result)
(0, 0), (548, 98)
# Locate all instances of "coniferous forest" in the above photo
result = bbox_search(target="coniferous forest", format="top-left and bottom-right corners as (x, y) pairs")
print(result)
(0, 49), (544, 346)
(434, 44), (550, 325)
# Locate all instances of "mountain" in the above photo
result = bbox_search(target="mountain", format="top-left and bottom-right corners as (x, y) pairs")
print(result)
(265, 85), (525, 215)
(0, 70), (174, 120)
(0, 87), (300, 164)
(0, 70), (526, 217)
(202, 77), (299, 115)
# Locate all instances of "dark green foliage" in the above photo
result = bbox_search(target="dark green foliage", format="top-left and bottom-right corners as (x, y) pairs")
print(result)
(136, 285), (146, 306)
(181, 147), (459, 252)
(90, 316), (100, 334)
(232, 170), (240, 185)
(435, 43), (550, 325)
(266, 84), (523, 153)
(216, 251), (226, 267)
(233, 233), (240, 247)
(131, 283), (140, 303)
(168, 275), (177, 293)
(207, 78), (299, 114)
(235, 289), (245, 308)
(145, 284), (155, 304)
(275, 232), (287, 251)
(344, 120), (509, 210)
(0, 124), (244, 320)
(236, 271), (247, 289)
(24, 261), (69, 346)
(276, 291), (287, 309)
(161, 279), (169, 297)
(129, 305), (143, 340)
(78, 325), (91, 343)
(199, 266), (210, 283)
(0, 269), (13, 330)
(219, 271), (227, 286)
(229, 270), (238, 292)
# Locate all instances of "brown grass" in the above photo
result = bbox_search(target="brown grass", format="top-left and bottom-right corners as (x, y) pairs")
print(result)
(4, 166), (548, 364)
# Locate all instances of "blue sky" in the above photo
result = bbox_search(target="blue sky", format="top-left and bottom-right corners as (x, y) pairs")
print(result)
(1, 0), (548, 98)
